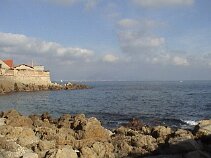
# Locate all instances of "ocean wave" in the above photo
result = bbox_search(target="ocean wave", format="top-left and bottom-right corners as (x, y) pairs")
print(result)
(182, 120), (198, 126)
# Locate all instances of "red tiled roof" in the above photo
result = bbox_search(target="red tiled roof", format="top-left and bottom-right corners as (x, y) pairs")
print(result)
(3, 59), (13, 68)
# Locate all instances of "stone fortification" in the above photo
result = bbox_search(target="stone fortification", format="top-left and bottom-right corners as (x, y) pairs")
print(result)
(0, 68), (51, 86)
(0, 60), (51, 86)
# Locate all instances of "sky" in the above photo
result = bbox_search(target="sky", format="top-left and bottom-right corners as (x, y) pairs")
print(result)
(0, 0), (211, 81)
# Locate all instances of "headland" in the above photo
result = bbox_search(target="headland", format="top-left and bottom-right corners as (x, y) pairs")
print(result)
(0, 59), (89, 94)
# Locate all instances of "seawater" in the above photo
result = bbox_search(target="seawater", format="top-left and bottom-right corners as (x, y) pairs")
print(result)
(0, 81), (211, 128)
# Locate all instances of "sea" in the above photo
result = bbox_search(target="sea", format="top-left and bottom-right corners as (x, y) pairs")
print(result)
(0, 81), (211, 129)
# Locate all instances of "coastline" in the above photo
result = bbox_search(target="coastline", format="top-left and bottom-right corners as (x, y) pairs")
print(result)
(0, 110), (210, 158)
(0, 81), (90, 95)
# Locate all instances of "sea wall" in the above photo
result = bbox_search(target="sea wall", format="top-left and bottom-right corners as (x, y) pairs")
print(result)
(0, 69), (51, 86)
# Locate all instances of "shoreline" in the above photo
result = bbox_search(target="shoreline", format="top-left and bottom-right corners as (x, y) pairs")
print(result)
(0, 109), (210, 158)
(0, 82), (90, 95)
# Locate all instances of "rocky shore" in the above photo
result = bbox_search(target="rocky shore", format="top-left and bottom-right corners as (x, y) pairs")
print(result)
(0, 82), (90, 95)
(0, 110), (210, 158)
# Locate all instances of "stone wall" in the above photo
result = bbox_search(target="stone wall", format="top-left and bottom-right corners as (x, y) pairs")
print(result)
(0, 68), (51, 86)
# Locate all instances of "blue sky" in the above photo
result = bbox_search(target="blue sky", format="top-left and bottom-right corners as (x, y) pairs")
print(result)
(0, 0), (211, 81)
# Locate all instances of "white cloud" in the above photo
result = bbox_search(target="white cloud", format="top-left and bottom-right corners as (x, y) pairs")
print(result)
(0, 32), (94, 62)
(116, 18), (193, 67)
(172, 56), (189, 66)
(132, 0), (194, 8)
(119, 32), (165, 51)
(102, 54), (119, 63)
(118, 19), (140, 29)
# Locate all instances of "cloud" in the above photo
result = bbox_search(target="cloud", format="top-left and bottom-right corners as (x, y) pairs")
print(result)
(102, 54), (119, 63)
(132, 0), (194, 8)
(119, 31), (165, 53)
(117, 18), (193, 67)
(44, 0), (99, 9)
(0, 32), (94, 63)
(118, 19), (140, 29)
(172, 56), (189, 66)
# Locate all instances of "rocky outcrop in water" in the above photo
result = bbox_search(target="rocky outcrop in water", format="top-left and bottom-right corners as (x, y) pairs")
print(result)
(0, 110), (211, 158)
(0, 82), (90, 95)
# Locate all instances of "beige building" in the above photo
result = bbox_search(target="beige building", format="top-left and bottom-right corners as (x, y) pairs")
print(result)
(0, 59), (51, 85)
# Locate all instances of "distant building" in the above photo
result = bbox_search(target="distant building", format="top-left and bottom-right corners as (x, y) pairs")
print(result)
(0, 59), (51, 85)
(0, 59), (11, 69)
(3, 59), (13, 68)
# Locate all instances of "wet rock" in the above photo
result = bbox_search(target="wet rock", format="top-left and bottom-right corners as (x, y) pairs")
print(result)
(122, 118), (144, 130)
(184, 150), (211, 158)
(143, 154), (183, 158)
(167, 138), (202, 154)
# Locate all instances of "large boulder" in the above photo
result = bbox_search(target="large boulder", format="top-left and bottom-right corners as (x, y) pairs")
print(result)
(57, 114), (72, 128)
(131, 134), (158, 153)
(80, 142), (115, 158)
(0, 140), (32, 158)
(167, 137), (202, 154)
(152, 126), (172, 139)
(74, 117), (111, 140)
(3, 110), (33, 127)
(194, 120), (211, 138)
(112, 135), (132, 157)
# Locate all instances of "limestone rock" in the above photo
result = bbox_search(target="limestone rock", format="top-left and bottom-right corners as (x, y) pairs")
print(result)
(194, 120), (211, 138)
(38, 140), (56, 151)
(22, 152), (39, 158)
(80, 147), (97, 158)
(4, 110), (33, 127)
(112, 136), (133, 157)
(55, 146), (78, 158)
(77, 117), (110, 140)
(174, 129), (193, 140)
(57, 114), (71, 128)
(152, 126), (172, 139)
(131, 134), (158, 152)
(0, 118), (6, 126)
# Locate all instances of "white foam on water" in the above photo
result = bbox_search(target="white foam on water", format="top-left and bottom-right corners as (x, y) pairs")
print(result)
(183, 120), (198, 126)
